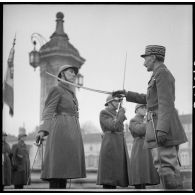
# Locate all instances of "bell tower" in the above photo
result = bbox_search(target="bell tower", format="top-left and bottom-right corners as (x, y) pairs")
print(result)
(38, 12), (85, 119)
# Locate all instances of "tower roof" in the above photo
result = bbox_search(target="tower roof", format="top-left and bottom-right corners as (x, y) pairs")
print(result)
(39, 12), (85, 66)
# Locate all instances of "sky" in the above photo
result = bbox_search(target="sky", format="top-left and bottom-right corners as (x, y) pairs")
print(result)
(3, 4), (192, 136)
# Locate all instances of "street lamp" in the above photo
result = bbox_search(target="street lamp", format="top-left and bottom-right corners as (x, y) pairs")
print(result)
(76, 73), (84, 89)
(29, 33), (47, 71)
(29, 41), (40, 71)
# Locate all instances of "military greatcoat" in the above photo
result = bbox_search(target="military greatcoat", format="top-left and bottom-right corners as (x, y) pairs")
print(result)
(97, 107), (130, 187)
(129, 115), (160, 186)
(39, 82), (86, 180)
(126, 64), (187, 148)
(11, 140), (30, 185)
(2, 141), (12, 186)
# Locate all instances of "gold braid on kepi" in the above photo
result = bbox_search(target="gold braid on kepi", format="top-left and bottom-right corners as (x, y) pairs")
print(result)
(141, 45), (165, 58)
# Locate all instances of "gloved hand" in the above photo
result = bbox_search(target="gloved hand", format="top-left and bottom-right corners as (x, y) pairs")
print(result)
(112, 90), (127, 98)
(117, 107), (126, 122)
(35, 132), (45, 146)
(157, 130), (167, 146)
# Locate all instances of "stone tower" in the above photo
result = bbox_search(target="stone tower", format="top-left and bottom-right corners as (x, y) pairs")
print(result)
(39, 12), (85, 119)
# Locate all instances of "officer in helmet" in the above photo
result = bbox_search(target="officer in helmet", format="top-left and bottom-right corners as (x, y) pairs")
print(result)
(36, 65), (86, 189)
(97, 95), (130, 189)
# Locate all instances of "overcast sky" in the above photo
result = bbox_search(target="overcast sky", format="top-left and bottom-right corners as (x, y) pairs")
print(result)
(3, 4), (192, 136)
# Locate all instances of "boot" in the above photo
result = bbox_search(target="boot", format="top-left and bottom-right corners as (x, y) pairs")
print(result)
(175, 172), (183, 189)
(103, 184), (116, 189)
(161, 174), (183, 189)
(49, 180), (60, 189)
(134, 184), (146, 189)
(59, 179), (67, 189)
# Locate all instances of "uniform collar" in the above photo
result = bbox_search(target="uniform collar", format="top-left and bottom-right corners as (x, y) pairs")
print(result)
(152, 63), (166, 76)
(58, 81), (75, 96)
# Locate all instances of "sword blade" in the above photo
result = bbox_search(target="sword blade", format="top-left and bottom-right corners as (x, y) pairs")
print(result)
(46, 72), (112, 95)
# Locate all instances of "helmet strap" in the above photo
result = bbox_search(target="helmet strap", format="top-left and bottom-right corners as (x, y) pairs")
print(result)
(110, 101), (117, 110)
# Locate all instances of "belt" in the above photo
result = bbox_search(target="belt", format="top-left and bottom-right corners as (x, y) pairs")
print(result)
(146, 111), (157, 121)
(104, 131), (124, 135)
(54, 112), (79, 118)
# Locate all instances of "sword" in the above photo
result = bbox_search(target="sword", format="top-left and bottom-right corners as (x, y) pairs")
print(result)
(116, 52), (127, 118)
(46, 72), (112, 95)
(150, 112), (165, 189)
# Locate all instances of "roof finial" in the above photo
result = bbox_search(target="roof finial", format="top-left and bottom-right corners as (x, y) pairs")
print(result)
(50, 12), (68, 39)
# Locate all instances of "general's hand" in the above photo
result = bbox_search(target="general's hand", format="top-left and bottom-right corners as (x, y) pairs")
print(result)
(157, 130), (167, 146)
(112, 90), (127, 98)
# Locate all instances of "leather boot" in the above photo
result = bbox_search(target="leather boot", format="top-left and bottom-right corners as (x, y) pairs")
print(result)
(175, 172), (183, 189)
(161, 174), (183, 189)
(59, 179), (67, 189)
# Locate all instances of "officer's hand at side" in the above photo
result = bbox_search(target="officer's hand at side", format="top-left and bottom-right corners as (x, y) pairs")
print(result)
(157, 130), (167, 145)
(112, 90), (127, 98)
(36, 132), (44, 145)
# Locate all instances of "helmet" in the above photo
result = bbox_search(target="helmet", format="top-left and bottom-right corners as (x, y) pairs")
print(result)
(105, 95), (120, 106)
(57, 65), (79, 77)
(135, 104), (146, 113)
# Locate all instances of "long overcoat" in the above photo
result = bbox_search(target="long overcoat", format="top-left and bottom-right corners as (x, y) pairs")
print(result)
(97, 107), (130, 187)
(39, 81), (86, 180)
(2, 141), (12, 186)
(126, 64), (187, 148)
(11, 140), (30, 185)
(129, 115), (160, 186)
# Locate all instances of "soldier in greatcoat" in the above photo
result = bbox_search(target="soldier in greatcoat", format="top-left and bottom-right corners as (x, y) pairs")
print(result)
(97, 95), (130, 189)
(11, 130), (30, 189)
(112, 45), (187, 189)
(129, 104), (159, 189)
(2, 132), (12, 189)
(36, 65), (86, 189)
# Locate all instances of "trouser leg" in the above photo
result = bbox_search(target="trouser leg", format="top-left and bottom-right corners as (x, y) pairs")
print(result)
(151, 146), (183, 189)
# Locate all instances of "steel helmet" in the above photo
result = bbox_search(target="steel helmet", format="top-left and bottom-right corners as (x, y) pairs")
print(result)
(105, 95), (120, 106)
(57, 65), (79, 78)
(135, 104), (146, 113)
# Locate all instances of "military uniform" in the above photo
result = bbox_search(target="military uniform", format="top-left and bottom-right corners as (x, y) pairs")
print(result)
(113, 45), (187, 189)
(126, 64), (187, 149)
(97, 95), (130, 188)
(38, 65), (86, 189)
(11, 139), (30, 188)
(2, 134), (12, 187)
(129, 113), (160, 188)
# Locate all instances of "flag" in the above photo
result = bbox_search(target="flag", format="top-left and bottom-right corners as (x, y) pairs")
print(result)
(3, 36), (16, 116)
